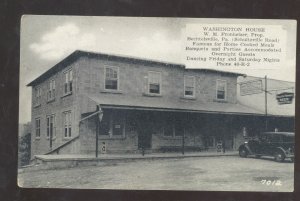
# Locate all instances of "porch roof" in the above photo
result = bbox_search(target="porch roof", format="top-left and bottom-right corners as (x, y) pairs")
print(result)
(87, 94), (272, 116)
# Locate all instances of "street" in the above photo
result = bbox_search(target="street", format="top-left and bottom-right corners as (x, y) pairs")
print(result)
(18, 156), (294, 191)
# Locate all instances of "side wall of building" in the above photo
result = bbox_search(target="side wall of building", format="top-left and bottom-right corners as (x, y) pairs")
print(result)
(30, 61), (82, 158)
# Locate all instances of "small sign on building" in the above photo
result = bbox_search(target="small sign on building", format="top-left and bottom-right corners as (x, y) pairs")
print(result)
(276, 92), (294, 105)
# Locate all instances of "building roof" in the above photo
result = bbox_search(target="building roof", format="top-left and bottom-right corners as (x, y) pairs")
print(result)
(27, 50), (244, 86)
(87, 94), (269, 116)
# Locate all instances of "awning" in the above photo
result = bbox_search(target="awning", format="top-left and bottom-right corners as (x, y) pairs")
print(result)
(86, 94), (269, 116)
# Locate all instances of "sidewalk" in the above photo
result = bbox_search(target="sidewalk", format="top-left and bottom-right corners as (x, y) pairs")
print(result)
(36, 150), (238, 161)
(20, 151), (238, 172)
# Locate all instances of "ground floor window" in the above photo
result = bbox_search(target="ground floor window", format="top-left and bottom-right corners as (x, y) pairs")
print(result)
(35, 118), (40, 138)
(99, 112), (125, 137)
(206, 136), (215, 147)
(63, 111), (72, 138)
(46, 114), (56, 139)
(163, 119), (184, 137)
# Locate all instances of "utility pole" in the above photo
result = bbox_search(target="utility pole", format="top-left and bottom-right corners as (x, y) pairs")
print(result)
(96, 106), (103, 158)
(265, 75), (268, 131)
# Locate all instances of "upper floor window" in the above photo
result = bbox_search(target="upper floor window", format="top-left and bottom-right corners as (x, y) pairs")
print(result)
(46, 114), (56, 139)
(35, 118), (40, 138)
(105, 67), (119, 90)
(148, 71), (161, 94)
(216, 80), (227, 100)
(184, 75), (195, 97)
(64, 69), (73, 94)
(63, 111), (72, 138)
(47, 79), (55, 101)
(35, 87), (41, 106)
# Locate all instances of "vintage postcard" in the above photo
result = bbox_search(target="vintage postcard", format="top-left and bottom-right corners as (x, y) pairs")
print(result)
(18, 16), (296, 191)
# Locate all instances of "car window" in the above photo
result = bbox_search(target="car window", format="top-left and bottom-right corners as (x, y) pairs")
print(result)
(271, 134), (281, 142)
(282, 135), (294, 143)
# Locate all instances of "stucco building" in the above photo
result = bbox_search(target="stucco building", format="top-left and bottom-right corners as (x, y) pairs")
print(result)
(27, 50), (294, 157)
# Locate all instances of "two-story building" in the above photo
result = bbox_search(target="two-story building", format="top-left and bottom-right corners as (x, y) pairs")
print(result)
(27, 50), (293, 157)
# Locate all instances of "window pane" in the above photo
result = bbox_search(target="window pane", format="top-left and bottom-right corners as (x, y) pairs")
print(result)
(149, 84), (160, 94)
(65, 72), (68, 83)
(65, 128), (68, 137)
(149, 72), (160, 84)
(69, 70), (73, 81)
(217, 91), (225, 99)
(164, 124), (173, 136)
(105, 80), (118, 90)
(174, 124), (184, 136)
(185, 86), (194, 96)
(185, 76), (194, 87)
(69, 127), (72, 137)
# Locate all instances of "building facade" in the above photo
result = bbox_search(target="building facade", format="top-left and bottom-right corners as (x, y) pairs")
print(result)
(28, 50), (294, 157)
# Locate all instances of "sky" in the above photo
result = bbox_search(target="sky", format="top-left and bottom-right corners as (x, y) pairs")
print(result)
(19, 16), (297, 123)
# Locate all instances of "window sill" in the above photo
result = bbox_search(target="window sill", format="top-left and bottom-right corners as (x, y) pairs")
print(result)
(61, 92), (72, 98)
(143, 93), (162, 97)
(180, 96), (196, 100)
(47, 98), (56, 103)
(213, 99), (228, 103)
(33, 104), (41, 108)
(63, 137), (73, 141)
(35, 137), (41, 140)
(100, 89), (123, 94)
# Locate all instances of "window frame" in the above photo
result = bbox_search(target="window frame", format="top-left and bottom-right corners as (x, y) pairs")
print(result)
(63, 69), (73, 95)
(148, 71), (162, 95)
(184, 75), (196, 98)
(35, 118), (41, 139)
(46, 114), (56, 139)
(216, 79), (227, 101)
(104, 66), (119, 91)
(99, 112), (125, 138)
(47, 79), (56, 101)
(35, 87), (41, 106)
(163, 122), (185, 138)
(63, 111), (72, 139)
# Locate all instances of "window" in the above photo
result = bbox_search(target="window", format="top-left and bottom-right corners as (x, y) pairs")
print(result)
(64, 69), (73, 94)
(35, 118), (40, 138)
(99, 113), (125, 137)
(206, 136), (215, 147)
(105, 67), (119, 90)
(63, 111), (72, 138)
(46, 115), (56, 139)
(184, 75), (195, 97)
(163, 118), (184, 137)
(112, 115), (124, 135)
(148, 71), (161, 94)
(35, 87), (41, 106)
(47, 79), (56, 101)
(216, 80), (227, 100)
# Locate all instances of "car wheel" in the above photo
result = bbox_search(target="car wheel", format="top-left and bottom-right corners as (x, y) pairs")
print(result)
(239, 148), (248, 158)
(274, 151), (285, 162)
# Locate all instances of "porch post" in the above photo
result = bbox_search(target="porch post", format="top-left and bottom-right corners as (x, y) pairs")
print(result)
(96, 106), (103, 158)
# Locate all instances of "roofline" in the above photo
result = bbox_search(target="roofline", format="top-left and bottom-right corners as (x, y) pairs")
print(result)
(27, 50), (244, 87)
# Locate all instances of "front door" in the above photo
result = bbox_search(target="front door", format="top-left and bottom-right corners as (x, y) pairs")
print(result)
(137, 119), (152, 149)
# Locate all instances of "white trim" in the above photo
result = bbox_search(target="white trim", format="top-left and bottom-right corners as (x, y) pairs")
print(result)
(104, 66), (119, 91)
(184, 75), (196, 98)
(147, 71), (162, 95)
(216, 79), (227, 101)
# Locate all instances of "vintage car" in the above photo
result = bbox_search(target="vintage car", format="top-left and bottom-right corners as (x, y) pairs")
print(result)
(239, 132), (294, 162)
